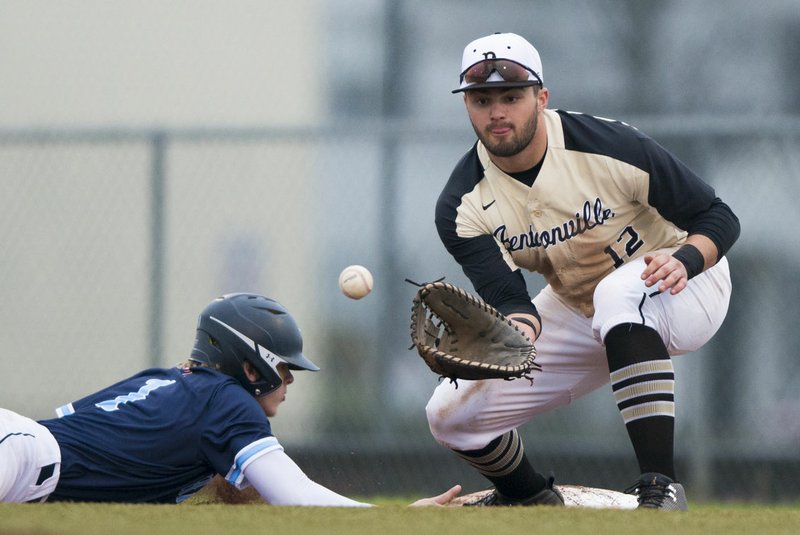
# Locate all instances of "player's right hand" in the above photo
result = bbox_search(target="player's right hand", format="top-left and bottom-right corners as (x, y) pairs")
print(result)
(408, 484), (463, 507)
(641, 251), (689, 295)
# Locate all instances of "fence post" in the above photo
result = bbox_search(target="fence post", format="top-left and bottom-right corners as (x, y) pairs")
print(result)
(149, 131), (166, 367)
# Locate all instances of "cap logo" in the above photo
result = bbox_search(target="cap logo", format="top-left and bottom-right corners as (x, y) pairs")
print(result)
(482, 51), (496, 60)
(259, 350), (279, 367)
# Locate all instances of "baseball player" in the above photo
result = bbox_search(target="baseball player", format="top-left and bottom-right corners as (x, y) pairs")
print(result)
(1, 292), (460, 506)
(426, 32), (740, 510)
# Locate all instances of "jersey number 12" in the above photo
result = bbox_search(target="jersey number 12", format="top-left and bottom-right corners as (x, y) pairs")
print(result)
(604, 226), (644, 268)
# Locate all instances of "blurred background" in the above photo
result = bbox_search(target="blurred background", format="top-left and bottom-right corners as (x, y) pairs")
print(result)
(1, 0), (798, 503)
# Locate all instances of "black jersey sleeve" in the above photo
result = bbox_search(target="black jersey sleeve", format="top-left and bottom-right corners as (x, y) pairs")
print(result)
(636, 135), (740, 259)
(435, 146), (538, 317)
(559, 110), (740, 260)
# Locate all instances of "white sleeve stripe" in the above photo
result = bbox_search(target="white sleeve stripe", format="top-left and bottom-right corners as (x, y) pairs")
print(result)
(225, 436), (283, 486)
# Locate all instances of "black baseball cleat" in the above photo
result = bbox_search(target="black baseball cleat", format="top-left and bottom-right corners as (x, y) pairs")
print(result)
(625, 472), (688, 511)
(465, 475), (565, 507)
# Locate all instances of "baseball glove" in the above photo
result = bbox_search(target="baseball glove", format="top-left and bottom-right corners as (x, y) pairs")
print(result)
(409, 281), (540, 384)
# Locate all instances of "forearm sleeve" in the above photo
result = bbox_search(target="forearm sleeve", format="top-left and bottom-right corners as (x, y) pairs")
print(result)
(243, 449), (372, 507)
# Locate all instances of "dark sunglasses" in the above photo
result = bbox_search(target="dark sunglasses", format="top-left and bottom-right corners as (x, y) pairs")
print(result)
(460, 59), (542, 86)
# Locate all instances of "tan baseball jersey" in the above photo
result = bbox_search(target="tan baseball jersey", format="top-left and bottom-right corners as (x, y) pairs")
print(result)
(436, 109), (739, 317)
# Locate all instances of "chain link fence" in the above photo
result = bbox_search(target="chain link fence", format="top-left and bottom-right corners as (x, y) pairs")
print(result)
(1, 117), (798, 502)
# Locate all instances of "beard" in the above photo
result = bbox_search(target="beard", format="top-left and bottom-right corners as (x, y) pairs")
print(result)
(473, 108), (539, 158)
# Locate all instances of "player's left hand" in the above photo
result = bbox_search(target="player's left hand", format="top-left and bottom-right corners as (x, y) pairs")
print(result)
(641, 252), (689, 295)
(408, 484), (463, 507)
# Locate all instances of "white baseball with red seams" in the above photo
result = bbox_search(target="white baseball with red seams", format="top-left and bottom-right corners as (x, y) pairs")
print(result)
(338, 265), (373, 300)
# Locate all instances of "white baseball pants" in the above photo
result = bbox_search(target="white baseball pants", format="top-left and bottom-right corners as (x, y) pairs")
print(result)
(0, 408), (61, 502)
(426, 256), (731, 451)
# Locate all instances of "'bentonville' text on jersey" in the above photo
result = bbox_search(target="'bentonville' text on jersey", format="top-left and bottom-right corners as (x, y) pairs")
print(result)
(436, 109), (738, 317)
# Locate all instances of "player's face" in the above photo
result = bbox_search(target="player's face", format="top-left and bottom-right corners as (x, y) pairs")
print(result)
(256, 363), (294, 417)
(464, 87), (541, 158)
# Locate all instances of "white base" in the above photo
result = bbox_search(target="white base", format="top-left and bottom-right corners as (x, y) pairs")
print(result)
(451, 485), (638, 509)
(558, 484), (637, 509)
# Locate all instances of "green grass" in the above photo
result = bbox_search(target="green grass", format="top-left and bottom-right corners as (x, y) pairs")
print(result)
(2, 500), (799, 535)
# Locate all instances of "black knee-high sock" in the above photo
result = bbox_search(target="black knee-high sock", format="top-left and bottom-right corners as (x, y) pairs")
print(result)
(453, 429), (547, 499)
(605, 323), (676, 480)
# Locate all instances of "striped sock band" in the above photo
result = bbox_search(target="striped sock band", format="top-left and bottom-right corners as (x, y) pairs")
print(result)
(610, 360), (675, 425)
(453, 429), (524, 477)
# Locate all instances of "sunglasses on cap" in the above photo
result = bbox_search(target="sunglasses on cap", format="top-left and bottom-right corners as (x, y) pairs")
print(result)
(460, 59), (543, 86)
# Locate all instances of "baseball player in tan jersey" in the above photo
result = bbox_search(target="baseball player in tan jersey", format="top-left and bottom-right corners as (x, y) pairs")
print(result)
(426, 32), (740, 510)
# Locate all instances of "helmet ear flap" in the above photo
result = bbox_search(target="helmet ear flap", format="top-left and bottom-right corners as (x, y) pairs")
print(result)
(247, 361), (277, 398)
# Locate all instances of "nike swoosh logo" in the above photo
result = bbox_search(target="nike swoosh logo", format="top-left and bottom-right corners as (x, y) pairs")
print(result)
(482, 200), (496, 210)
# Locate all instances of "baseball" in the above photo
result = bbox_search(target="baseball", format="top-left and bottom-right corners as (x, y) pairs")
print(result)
(338, 265), (373, 300)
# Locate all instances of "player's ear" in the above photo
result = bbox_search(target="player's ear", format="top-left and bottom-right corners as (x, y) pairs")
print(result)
(536, 86), (549, 109)
(242, 360), (260, 382)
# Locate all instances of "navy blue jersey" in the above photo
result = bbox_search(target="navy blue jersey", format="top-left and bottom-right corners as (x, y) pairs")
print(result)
(38, 366), (279, 503)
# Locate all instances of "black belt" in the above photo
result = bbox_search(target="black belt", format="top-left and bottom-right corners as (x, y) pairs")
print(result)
(35, 463), (56, 486)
